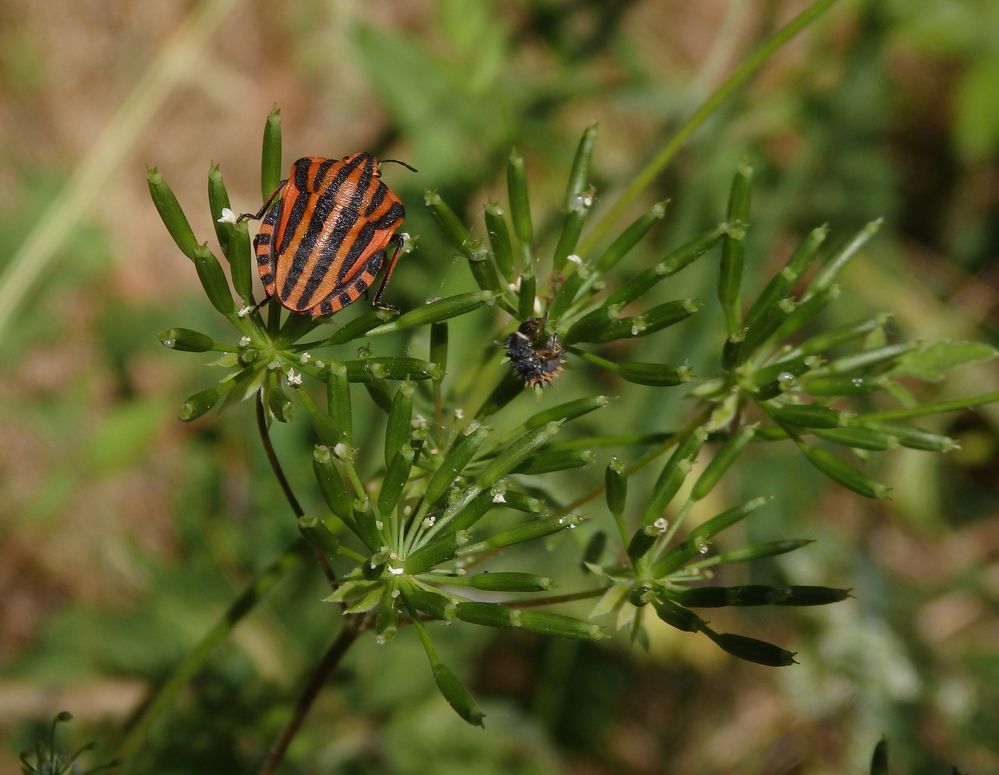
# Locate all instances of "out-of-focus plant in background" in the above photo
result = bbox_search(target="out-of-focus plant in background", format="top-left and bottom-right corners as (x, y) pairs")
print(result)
(1, 2), (997, 774)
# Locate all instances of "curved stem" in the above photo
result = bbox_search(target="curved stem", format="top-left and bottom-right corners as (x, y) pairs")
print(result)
(114, 539), (311, 763)
(256, 393), (337, 586)
(256, 393), (305, 517)
(578, 0), (840, 255)
(257, 624), (361, 775)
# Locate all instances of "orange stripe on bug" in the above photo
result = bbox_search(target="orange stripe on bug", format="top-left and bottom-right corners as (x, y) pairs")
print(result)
(241, 152), (410, 317)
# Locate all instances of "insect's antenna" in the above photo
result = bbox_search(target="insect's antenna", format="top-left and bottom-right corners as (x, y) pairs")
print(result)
(380, 158), (419, 173)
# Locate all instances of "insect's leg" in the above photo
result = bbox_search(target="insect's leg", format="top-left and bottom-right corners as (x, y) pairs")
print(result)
(237, 180), (288, 222)
(371, 235), (405, 312)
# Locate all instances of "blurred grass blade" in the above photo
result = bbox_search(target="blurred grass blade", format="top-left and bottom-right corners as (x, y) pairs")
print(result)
(579, 0), (841, 254)
(0, 0), (243, 340)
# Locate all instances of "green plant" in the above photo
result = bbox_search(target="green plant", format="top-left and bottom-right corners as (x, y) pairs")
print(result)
(116, 2), (997, 772)
(19, 712), (118, 775)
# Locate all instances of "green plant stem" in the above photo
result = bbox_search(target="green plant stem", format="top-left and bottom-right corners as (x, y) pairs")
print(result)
(256, 394), (337, 586)
(577, 0), (840, 255)
(113, 539), (311, 764)
(0, 0), (241, 339)
(256, 624), (361, 775)
(554, 408), (712, 516)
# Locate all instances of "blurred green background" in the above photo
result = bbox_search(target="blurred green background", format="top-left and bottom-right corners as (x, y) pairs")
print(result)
(1, 1), (996, 773)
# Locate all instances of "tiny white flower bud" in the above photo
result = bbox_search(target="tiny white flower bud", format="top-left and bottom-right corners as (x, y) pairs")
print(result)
(286, 368), (302, 386)
(217, 208), (238, 225)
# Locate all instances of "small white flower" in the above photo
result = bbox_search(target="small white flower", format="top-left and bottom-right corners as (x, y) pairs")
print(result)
(567, 253), (583, 265)
(423, 516), (436, 527)
(239, 336), (251, 347)
(453, 408), (464, 420)
(653, 517), (669, 533)
(333, 442), (349, 459)
(286, 368), (302, 386)
(492, 492), (507, 504)
(300, 352), (312, 363)
(388, 565), (404, 576)
(237, 305), (254, 318)
(315, 360), (326, 369)
(267, 359), (281, 370)
(217, 208), (238, 225)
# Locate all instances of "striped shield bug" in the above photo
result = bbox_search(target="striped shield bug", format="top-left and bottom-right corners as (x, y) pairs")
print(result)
(506, 317), (565, 387)
(239, 153), (413, 317)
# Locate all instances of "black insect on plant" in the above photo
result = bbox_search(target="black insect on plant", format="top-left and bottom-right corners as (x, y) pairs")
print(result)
(505, 316), (566, 387)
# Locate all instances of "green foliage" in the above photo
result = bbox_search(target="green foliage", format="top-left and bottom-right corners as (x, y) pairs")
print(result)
(20, 712), (118, 775)
(146, 89), (998, 758)
(7, 1), (993, 773)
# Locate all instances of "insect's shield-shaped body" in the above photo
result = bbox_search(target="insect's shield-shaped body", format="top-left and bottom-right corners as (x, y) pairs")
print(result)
(254, 153), (406, 317)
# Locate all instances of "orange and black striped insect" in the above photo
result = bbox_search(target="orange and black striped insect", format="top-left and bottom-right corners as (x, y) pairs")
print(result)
(239, 152), (412, 317)
(506, 317), (565, 387)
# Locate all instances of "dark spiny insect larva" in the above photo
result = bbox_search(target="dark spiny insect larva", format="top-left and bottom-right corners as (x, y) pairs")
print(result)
(506, 317), (565, 387)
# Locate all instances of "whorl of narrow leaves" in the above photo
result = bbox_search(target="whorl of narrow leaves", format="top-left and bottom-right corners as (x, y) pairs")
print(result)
(153, 99), (999, 741)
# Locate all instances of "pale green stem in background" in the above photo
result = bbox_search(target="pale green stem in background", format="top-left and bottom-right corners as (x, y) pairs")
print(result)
(0, 0), (242, 338)
(578, 0), (840, 255)
(114, 538), (309, 765)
